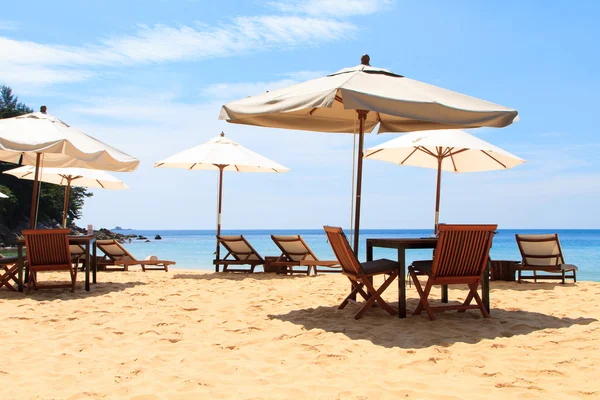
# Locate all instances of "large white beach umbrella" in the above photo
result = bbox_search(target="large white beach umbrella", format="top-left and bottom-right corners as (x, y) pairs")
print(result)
(154, 132), (289, 268)
(4, 166), (128, 228)
(364, 129), (525, 232)
(0, 108), (139, 227)
(0, 192), (8, 198)
(220, 55), (518, 254)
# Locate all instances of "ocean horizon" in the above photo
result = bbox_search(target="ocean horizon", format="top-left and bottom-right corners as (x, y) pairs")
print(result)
(114, 228), (600, 282)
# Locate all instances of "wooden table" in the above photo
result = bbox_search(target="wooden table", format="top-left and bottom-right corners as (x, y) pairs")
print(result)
(366, 238), (490, 318)
(17, 235), (97, 292)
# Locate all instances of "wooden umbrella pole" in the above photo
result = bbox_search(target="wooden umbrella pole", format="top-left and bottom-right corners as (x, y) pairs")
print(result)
(215, 165), (225, 271)
(353, 110), (368, 255)
(29, 153), (42, 229)
(62, 177), (72, 228)
(434, 150), (443, 234)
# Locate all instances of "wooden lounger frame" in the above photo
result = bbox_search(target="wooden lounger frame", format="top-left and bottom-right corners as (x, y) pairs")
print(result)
(268, 235), (340, 275)
(96, 240), (175, 272)
(214, 235), (264, 273)
(515, 234), (577, 284)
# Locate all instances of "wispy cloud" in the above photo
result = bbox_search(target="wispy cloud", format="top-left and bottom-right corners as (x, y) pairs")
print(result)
(0, 20), (19, 31)
(268, 0), (393, 17)
(0, 14), (355, 87)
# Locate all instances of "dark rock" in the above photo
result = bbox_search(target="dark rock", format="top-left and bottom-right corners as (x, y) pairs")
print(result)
(145, 239), (150, 243)
(155, 234), (162, 240)
(137, 235), (147, 240)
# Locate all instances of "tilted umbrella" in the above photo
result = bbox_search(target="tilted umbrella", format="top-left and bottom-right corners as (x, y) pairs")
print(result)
(4, 166), (128, 228)
(154, 132), (289, 269)
(220, 54), (518, 254)
(364, 129), (525, 232)
(0, 192), (8, 198)
(0, 107), (139, 227)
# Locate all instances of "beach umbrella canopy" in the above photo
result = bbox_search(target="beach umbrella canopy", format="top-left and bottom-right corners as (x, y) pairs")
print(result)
(364, 129), (525, 232)
(0, 108), (139, 227)
(4, 166), (128, 227)
(0, 192), (8, 198)
(154, 132), (289, 269)
(219, 55), (518, 253)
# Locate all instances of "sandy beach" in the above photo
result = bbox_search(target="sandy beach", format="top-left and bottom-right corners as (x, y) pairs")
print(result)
(1, 269), (598, 399)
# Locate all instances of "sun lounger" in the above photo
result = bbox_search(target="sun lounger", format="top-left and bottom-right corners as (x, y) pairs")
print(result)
(268, 235), (340, 275)
(515, 234), (577, 283)
(214, 235), (264, 273)
(96, 240), (175, 272)
(409, 224), (497, 320)
(324, 226), (399, 319)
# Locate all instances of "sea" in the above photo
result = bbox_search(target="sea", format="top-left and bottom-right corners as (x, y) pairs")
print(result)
(114, 229), (600, 282)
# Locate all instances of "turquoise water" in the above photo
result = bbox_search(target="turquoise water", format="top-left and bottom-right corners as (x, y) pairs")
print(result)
(116, 229), (600, 282)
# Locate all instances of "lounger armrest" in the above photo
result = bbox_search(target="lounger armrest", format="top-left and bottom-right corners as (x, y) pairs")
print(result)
(559, 264), (578, 271)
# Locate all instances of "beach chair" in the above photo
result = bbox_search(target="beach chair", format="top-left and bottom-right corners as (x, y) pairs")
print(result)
(515, 234), (577, 284)
(268, 235), (341, 275)
(96, 240), (175, 272)
(214, 235), (264, 273)
(0, 254), (19, 292)
(22, 229), (77, 294)
(323, 226), (398, 320)
(408, 224), (497, 320)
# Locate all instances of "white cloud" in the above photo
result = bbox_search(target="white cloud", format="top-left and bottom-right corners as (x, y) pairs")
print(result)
(268, 0), (393, 17)
(0, 62), (93, 86)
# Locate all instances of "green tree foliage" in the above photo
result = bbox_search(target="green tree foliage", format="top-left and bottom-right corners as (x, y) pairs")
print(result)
(0, 85), (92, 229)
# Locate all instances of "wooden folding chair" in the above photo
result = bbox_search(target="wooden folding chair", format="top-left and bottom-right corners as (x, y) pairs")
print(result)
(515, 234), (577, 284)
(408, 224), (497, 320)
(214, 235), (264, 273)
(323, 226), (398, 320)
(269, 235), (340, 275)
(22, 229), (77, 294)
(0, 255), (20, 292)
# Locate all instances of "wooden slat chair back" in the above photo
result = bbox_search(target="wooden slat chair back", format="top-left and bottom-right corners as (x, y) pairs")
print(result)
(409, 224), (497, 320)
(215, 235), (264, 273)
(22, 228), (77, 294)
(515, 234), (577, 283)
(323, 226), (399, 319)
(96, 239), (174, 272)
(270, 235), (340, 275)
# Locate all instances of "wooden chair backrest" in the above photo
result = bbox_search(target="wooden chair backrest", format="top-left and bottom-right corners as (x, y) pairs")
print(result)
(431, 224), (497, 278)
(515, 234), (564, 266)
(271, 235), (318, 262)
(96, 240), (136, 262)
(323, 226), (362, 276)
(22, 229), (72, 267)
(217, 235), (263, 262)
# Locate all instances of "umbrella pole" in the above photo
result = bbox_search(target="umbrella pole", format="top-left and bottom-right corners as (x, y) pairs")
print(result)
(215, 165), (225, 271)
(29, 153), (42, 229)
(434, 154), (442, 234)
(62, 178), (72, 228)
(353, 110), (368, 255)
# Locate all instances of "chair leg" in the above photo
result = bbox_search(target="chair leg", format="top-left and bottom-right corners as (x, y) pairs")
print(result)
(70, 266), (76, 293)
(409, 268), (435, 320)
(358, 272), (397, 318)
(468, 283), (490, 318)
(26, 269), (35, 295)
(573, 270), (576, 283)
(339, 280), (369, 310)
(518, 269), (521, 283)
(533, 270), (537, 283)
(561, 270), (565, 284)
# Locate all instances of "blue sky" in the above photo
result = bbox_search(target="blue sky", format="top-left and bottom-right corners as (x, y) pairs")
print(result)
(1, 0), (599, 230)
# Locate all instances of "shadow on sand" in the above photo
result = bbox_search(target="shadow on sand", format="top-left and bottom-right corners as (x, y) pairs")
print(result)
(0, 280), (146, 302)
(268, 298), (598, 349)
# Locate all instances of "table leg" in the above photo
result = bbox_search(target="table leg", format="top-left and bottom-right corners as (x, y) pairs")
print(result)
(17, 243), (24, 293)
(398, 249), (406, 318)
(482, 261), (490, 314)
(441, 285), (448, 303)
(85, 243), (90, 292)
(92, 243), (97, 284)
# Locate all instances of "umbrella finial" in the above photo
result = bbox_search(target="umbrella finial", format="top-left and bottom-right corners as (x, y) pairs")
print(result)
(361, 54), (370, 66)
(40, 105), (47, 114)
(220, 132), (225, 137)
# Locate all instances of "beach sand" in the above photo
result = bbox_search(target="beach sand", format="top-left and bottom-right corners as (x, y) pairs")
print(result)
(1, 269), (599, 399)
